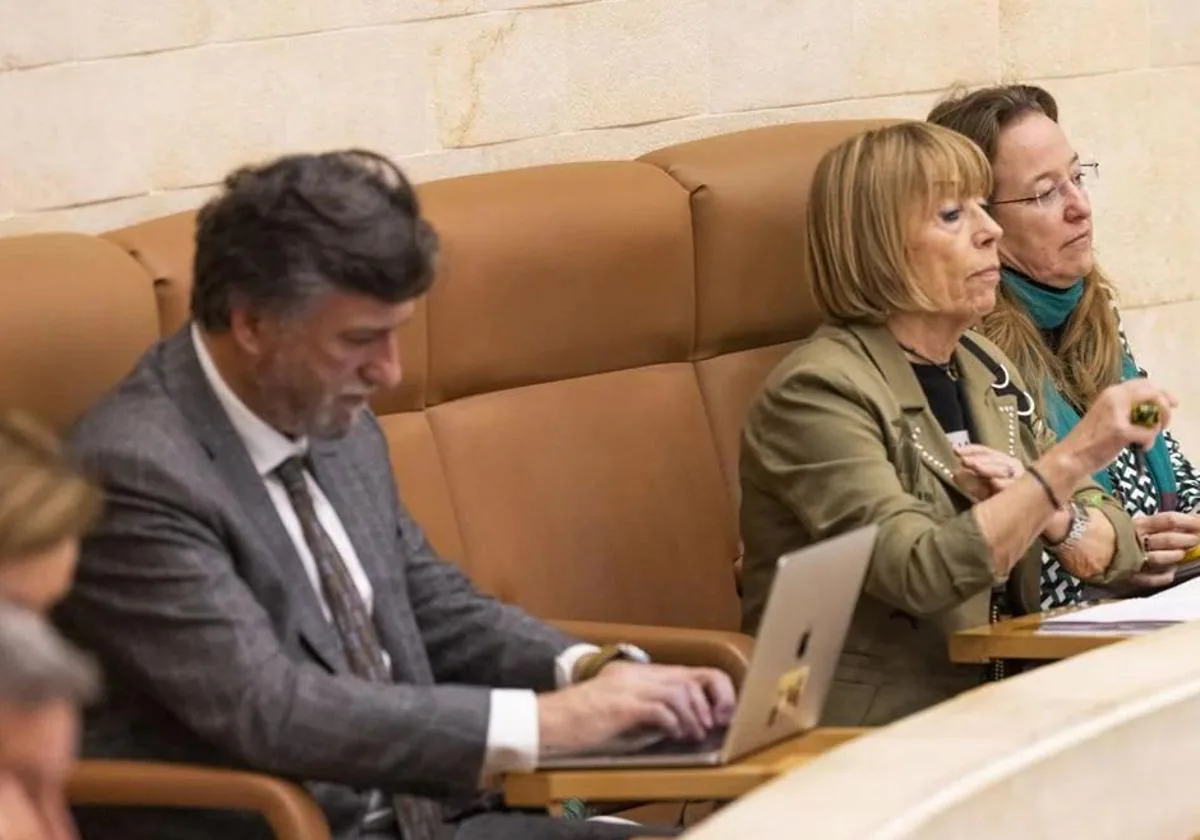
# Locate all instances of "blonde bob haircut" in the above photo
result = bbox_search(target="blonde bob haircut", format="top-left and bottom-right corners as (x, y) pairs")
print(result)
(807, 121), (993, 324)
(0, 410), (101, 561)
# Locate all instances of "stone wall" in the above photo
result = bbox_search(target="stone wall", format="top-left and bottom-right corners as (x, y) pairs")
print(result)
(3, 0), (1200, 446)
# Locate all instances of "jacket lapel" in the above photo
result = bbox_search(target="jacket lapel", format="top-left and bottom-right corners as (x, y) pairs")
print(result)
(848, 324), (967, 497)
(956, 336), (1041, 611)
(956, 338), (1023, 461)
(158, 329), (349, 674)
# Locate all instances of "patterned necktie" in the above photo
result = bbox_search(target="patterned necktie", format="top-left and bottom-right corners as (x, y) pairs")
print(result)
(275, 456), (442, 840)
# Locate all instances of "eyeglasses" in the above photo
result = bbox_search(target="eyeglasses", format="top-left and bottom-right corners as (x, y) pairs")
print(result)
(990, 162), (1099, 211)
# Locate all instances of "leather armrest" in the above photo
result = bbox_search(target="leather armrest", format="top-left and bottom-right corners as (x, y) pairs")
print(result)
(69, 760), (330, 840)
(550, 620), (754, 686)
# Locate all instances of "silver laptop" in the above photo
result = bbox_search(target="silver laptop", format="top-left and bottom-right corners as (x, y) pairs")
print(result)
(537, 525), (876, 769)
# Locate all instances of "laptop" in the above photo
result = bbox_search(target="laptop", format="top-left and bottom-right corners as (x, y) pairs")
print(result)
(536, 524), (877, 769)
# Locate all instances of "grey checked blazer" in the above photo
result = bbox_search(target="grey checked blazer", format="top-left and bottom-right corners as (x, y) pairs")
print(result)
(57, 329), (576, 840)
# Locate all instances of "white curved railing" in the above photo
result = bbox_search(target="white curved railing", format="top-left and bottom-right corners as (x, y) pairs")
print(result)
(685, 620), (1200, 839)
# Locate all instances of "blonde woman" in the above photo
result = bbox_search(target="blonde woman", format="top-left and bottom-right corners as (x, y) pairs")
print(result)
(0, 410), (101, 840)
(930, 84), (1200, 605)
(739, 122), (1163, 726)
(0, 409), (100, 612)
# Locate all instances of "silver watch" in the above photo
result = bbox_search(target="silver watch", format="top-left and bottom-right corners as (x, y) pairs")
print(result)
(1051, 499), (1089, 553)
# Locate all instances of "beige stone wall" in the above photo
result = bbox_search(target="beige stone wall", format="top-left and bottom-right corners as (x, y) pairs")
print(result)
(3, 0), (1200, 444)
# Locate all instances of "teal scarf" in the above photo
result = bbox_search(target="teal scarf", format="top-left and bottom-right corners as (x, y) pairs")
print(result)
(1002, 268), (1177, 500)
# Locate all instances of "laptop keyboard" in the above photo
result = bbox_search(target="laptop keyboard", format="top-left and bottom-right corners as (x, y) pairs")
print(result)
(604, 726), (729, 757)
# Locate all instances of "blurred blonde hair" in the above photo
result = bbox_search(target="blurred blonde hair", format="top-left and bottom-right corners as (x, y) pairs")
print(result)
(0, 410), (101, 560)
(807, 121), (993, 325)
(929, 84), (1123, 411)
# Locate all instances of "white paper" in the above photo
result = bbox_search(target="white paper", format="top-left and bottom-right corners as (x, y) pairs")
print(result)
(1041, 574), (1200, 631)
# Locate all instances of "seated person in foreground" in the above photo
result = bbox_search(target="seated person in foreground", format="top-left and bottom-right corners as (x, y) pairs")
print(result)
(0, 409), (102, 840)
(738, 122), (1167, 727)
(929, 83), (1200, 604)
(56, 150), (735, 840)
(0, 602), (100, 840)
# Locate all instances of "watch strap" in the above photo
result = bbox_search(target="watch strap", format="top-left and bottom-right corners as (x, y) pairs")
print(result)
(572, 643), (649, 682)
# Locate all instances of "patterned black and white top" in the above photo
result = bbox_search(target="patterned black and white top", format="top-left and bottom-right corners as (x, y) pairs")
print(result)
(1040, 328), (1200, 608)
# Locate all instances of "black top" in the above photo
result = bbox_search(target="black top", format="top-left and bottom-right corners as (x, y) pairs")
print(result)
(911, 362), (976, 446)
(911, 361), (1009, 616)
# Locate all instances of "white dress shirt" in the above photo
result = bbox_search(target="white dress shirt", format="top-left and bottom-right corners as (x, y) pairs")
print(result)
(191, 326), (600, 778)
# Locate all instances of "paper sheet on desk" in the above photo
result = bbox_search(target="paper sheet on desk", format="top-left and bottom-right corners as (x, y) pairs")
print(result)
(1040, 575), (1200, 633)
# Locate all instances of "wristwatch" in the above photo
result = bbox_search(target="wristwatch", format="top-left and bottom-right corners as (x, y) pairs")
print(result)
(573, 643), (651, 682)
(1047, 499), (1088, 553)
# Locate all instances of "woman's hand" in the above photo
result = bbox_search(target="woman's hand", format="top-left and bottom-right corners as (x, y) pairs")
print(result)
(1057, 379), (1177, 477)
(1135, 511), (1200, 563)
(954, 444), (1024, 499)
(955, 444), (1075, 542)
(960, 383), (1174, 583)
(1055, 509), (1116, 579)
(1123, 511), (1200, 589)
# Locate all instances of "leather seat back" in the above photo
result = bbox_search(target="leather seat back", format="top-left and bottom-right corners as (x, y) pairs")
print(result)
(642, 120), (897, 510)
(0, 234), (159, 432)
(416, 162), (739, 627)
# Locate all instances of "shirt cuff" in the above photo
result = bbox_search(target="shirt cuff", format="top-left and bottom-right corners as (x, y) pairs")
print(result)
(555, 642), (652, 687)
(555, 643), (601, 688)
(481, 689), (539, 784)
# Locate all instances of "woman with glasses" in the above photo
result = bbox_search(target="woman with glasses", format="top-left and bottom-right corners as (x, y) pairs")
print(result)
(929, 84), (1200, 607)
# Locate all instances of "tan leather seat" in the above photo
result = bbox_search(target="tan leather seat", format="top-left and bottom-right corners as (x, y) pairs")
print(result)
(416, 162), (739, 628)
(0, 234), (159, 432)
(641, 119), (898, 511)
(103, 211), (197, 338)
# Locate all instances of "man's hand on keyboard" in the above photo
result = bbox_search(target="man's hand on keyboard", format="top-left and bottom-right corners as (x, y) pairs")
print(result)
(537, 663), (736, 758)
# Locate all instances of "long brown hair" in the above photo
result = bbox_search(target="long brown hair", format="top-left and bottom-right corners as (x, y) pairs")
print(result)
(0, 410), (101, 560)
(929, 85), (1123, 411)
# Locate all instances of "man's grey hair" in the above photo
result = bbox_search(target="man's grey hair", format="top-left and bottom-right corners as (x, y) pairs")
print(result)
(0, 602), (100, 706)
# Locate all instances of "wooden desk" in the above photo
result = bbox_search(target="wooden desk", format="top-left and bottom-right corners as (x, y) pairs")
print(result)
(949, 605), (1159, 664)
(503, 728), (866, 814)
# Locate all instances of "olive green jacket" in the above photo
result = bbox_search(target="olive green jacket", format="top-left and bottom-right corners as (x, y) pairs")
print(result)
(739, 323), (1142, 726)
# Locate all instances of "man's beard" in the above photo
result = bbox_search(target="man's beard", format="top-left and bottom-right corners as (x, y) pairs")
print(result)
(254, 357), (363, 440)
(307, 394), (367, 440)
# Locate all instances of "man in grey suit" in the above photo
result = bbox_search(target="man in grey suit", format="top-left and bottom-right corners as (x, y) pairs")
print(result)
(56, 151), (735, 840)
